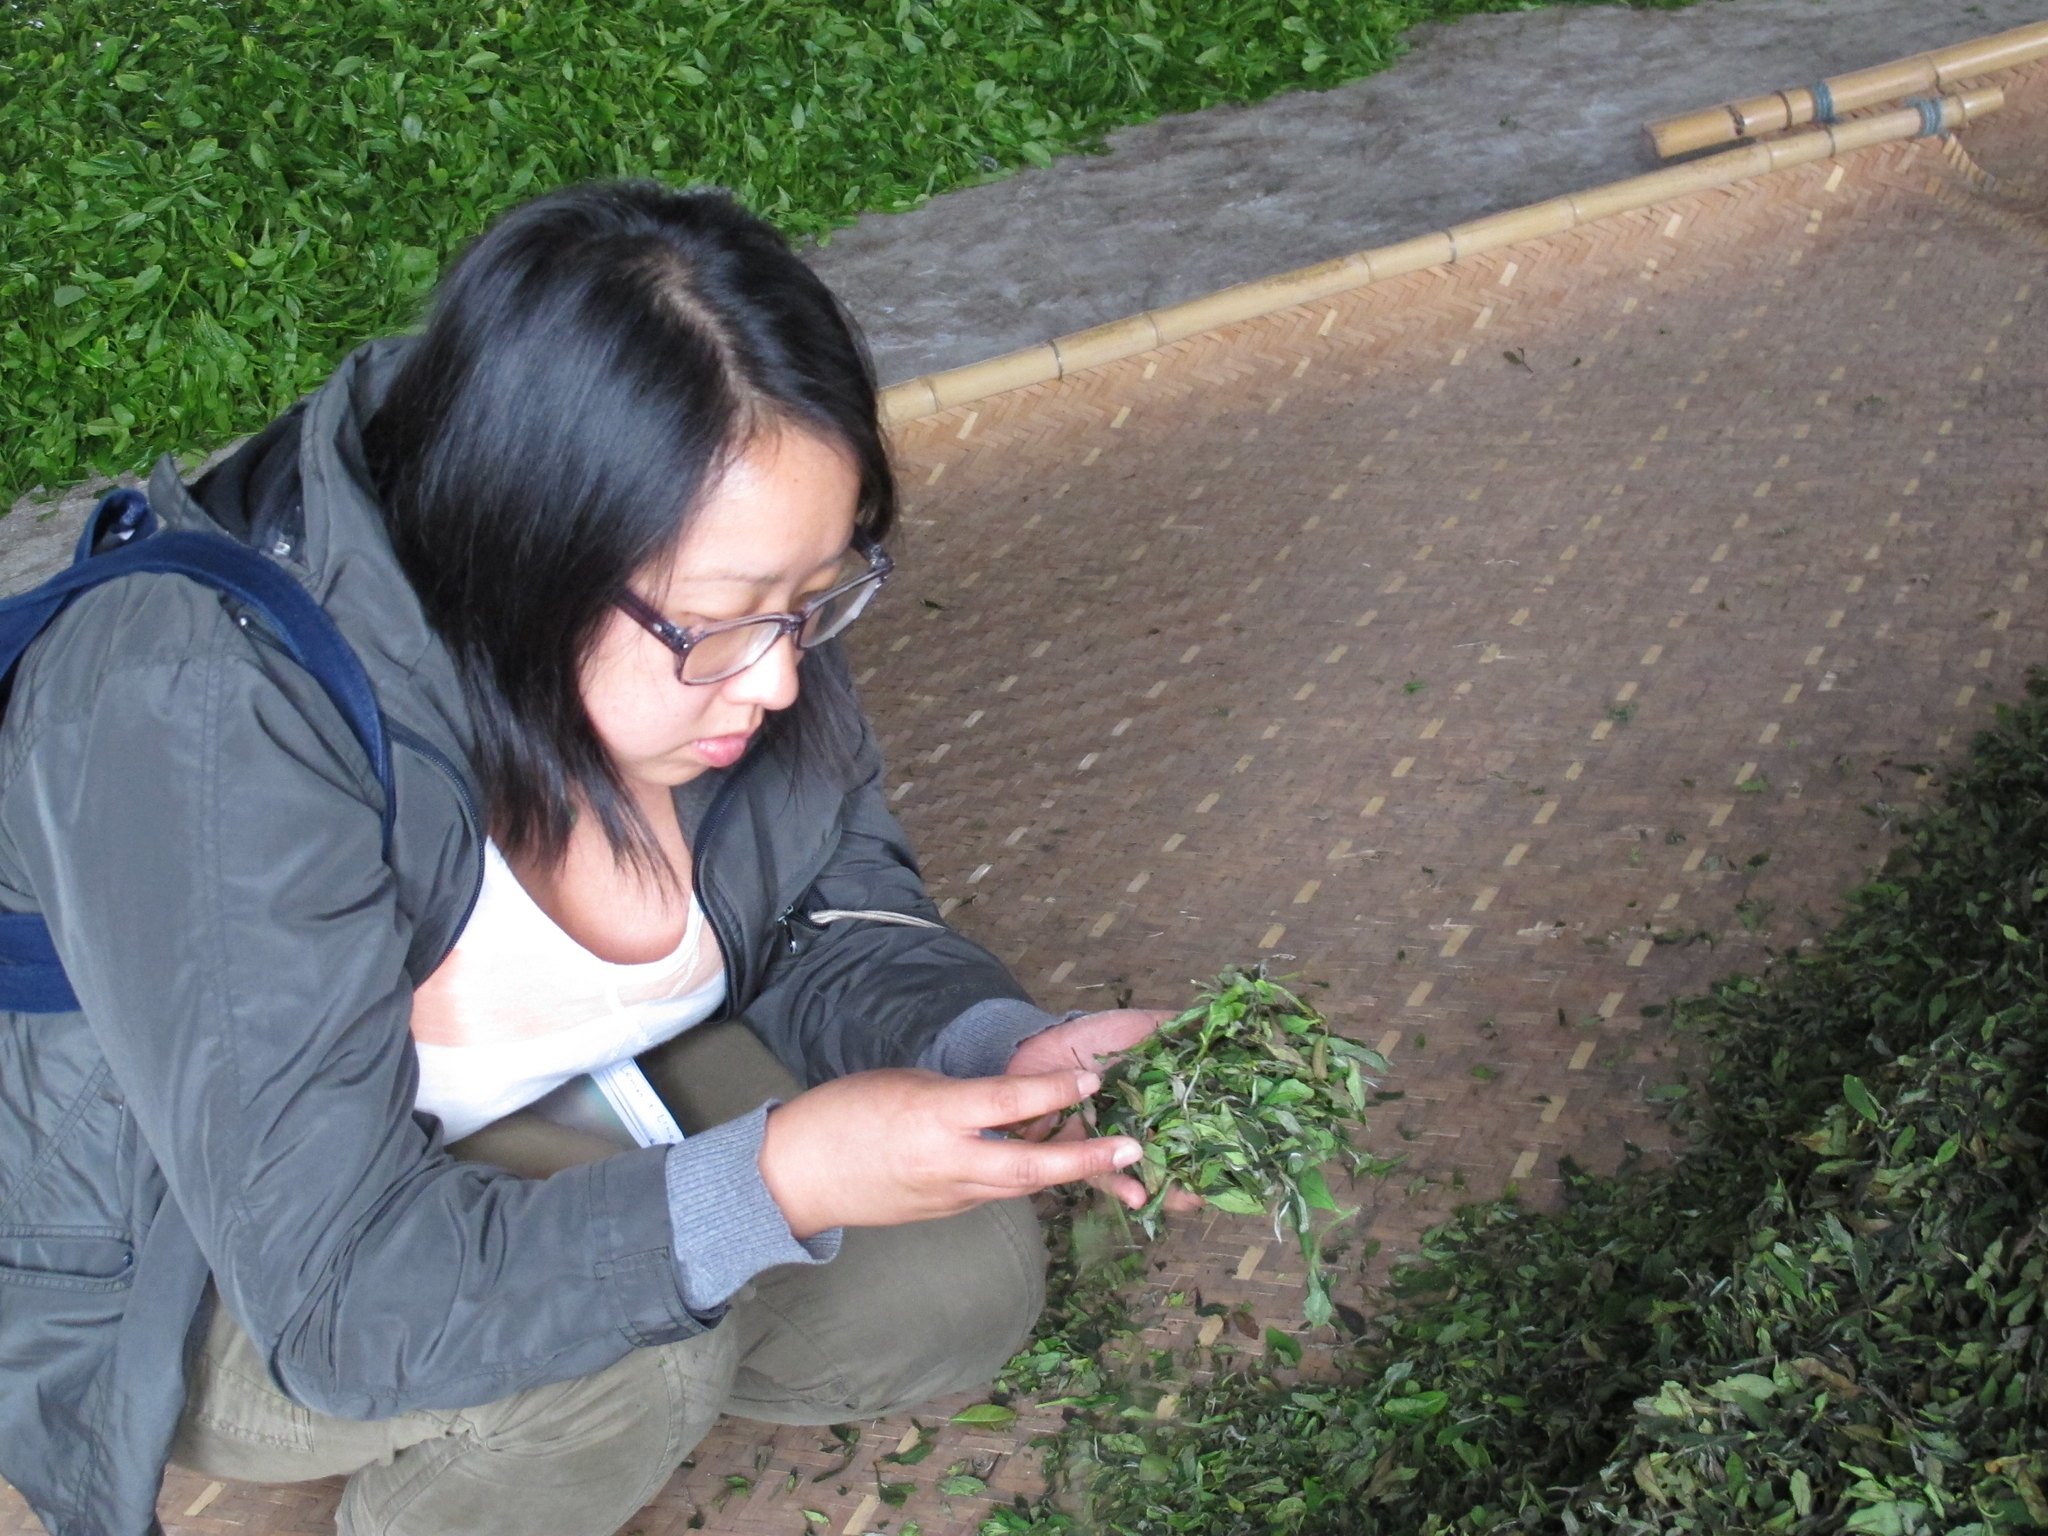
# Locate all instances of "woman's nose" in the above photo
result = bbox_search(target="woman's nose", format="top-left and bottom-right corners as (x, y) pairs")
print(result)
(722, 631), (802, 712)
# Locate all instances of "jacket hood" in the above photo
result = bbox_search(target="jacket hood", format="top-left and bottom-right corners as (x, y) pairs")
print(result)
(145, 338), (480, 789)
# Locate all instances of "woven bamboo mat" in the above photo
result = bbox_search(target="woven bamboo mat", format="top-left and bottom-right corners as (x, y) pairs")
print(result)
(5, 61), (2045, 1536)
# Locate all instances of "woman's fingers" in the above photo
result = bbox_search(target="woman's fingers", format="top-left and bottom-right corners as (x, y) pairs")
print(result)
(974, 1071), (1219, 1211)
(1093, 1171), (1206, 1212)
(1033, 1114), (1207, 1213)
(763, 1068), (1209, 1234)
(1075, 1008), (1172, 1054)
(962, 1122), (1141, 1196)
(1006, 1007), (1180, 1078)
(946, 1066), (1101, 1135)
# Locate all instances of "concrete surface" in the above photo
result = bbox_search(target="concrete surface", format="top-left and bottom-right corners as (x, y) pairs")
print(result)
(811, 0), (2048, 384)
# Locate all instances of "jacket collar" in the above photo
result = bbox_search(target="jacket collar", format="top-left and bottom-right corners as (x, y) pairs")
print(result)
(147, 338), (481, 802)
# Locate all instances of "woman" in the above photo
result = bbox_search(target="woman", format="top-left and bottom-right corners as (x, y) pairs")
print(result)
(0, 182), (1183, 1536)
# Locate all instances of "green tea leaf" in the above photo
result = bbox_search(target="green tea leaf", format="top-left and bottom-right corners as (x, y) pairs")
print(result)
(1845, 1502), (1919, 1536)
(950, 1402), (1017, 1428)
(1791, 1469), (1814, 1516)
(1296, 1166), (1338, 1212)
(1380, 1390), (1449, 1422)
(1205, 1188), (1265, 1216)
(882, 1432), (935, 1466)
(1704, 1373), (1777, 1403)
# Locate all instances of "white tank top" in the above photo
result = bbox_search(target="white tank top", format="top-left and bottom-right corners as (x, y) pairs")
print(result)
(409, 842), (728, 1142)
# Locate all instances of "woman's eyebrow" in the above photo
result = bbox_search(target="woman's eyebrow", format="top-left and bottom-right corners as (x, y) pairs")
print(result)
(670, 549), (852, 587)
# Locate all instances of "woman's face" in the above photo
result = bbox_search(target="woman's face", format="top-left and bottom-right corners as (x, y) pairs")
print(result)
(580, 424), (863, 798)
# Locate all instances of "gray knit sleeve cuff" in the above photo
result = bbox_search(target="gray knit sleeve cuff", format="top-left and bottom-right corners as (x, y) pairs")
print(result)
(662, 1103), (842, 1316)
(916, 996), (1074, 1079)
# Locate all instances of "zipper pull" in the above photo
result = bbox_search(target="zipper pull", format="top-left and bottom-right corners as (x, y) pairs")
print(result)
(776, 905), (833, 955)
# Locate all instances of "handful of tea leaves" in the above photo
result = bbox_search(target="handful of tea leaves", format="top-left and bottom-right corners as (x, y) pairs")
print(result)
(1091, 966), (1391, 1327)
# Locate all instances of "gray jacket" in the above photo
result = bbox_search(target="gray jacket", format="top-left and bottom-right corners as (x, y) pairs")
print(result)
(0, 340), (1054, 1534)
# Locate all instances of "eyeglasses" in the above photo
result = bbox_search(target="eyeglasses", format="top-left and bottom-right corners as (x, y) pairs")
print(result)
(615, 537), (894, 685)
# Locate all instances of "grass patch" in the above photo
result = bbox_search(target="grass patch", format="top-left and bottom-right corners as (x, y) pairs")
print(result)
(3, 0), (1695, 505)
(993, 675), (2048, 1533)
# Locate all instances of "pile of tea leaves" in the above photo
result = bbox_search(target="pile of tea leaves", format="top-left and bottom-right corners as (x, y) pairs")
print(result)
(1090, 966), (1394, 1327)
(989, 675), (2048, 1535)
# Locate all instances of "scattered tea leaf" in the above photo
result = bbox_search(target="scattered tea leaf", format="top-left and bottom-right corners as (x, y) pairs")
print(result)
(1263, 1326), (1302, 1367)
(1842, 1073), (1882, 1124)
(881, 1424), (935, 1467)
(950, 1403), (1017, 1429)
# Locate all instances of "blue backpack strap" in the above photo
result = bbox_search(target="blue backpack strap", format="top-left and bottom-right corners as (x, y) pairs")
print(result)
(0, 489), (394, 1014)
(0, 919), (87, 1014)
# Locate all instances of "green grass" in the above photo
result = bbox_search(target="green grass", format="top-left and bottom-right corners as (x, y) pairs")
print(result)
(2, 0), (1693, 506)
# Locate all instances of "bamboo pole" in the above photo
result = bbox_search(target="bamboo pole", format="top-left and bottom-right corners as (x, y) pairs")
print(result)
(1447, 198), (1579, 261)
(1762, 123), (1841, 176)
(1826, 84), (2001, 156)
(1362, 233), (1457, 283)
(1647, 19), (2048, 158)
(1055, 314), (1162, 375)
(1568, 145), (1773, 225)
(879, 375), (939, 429)
(926, 343), (1060, 410)
(1943, 25), (2048, 80)
(877, 86), (2005, 428)
(1151, 252), (1373, 347)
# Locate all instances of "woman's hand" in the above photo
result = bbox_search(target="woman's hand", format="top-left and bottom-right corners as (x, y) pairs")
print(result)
(759, 1067), (1140, 1238)
(1006, 1008), (1175, 1080)
(1005, 1009), (1205, 1216)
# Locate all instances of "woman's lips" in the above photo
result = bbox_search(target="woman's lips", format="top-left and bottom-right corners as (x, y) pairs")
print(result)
(691, 731), (755, 769)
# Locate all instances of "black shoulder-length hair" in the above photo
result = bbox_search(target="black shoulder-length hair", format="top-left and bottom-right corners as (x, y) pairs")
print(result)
(361, 181), (897, 876)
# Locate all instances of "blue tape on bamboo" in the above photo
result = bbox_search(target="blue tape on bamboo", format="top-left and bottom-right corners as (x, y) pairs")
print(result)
(1905, 95), (1947, 138)
(1810, 80), (1837, 125)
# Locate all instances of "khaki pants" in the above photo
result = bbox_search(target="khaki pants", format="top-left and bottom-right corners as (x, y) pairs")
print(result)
(167, 1023), (1047, 1536)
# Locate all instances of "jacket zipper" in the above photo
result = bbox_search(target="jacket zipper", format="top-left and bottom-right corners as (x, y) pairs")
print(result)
(695, 761), (944, 1012)
(688, 765), (755, 1014)
(385, 721), (486, 977)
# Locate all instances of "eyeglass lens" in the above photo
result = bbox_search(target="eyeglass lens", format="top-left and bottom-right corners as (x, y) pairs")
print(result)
(677, 570), (883, 684)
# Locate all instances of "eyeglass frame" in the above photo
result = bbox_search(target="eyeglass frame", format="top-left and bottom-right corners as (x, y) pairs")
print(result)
(613, 535), (894, 686)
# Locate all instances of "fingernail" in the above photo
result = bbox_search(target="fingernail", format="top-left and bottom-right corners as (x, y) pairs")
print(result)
(1113, 1142), (1142, 1168)
(1077, 1072), (1101, 1096)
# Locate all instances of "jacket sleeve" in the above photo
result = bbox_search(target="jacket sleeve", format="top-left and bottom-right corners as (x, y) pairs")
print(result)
(0, 591), (705, 1420)
(734, 702), (1062, 1086)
